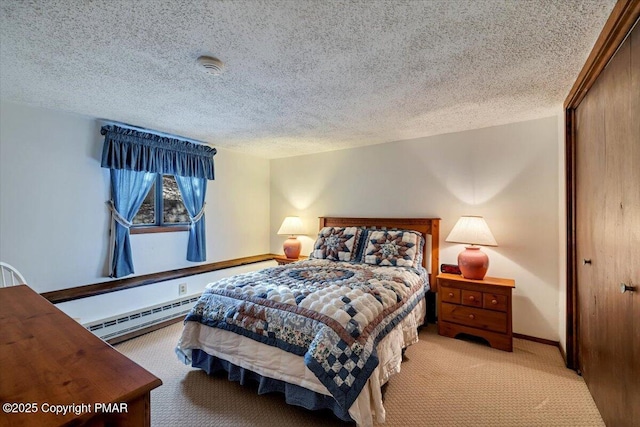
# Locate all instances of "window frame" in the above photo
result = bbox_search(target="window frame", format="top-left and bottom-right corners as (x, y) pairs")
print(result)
(130, 174), (190, 234)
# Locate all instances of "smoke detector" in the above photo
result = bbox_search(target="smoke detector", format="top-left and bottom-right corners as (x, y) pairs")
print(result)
(196, 55), (224, 75)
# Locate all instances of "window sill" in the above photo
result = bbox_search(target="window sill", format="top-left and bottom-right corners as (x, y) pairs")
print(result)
(130, 225), (190, 234)
(41, 253), (278, 303)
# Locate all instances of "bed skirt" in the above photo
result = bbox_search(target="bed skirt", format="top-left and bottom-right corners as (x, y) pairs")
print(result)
(191, 348), (353, 422)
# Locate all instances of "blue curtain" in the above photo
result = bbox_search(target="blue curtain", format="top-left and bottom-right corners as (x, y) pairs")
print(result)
(101, 122), (216, 276)
(108, 169), (157, 277)
(101, 123), (216, 179)
(175, 175), (207, 262)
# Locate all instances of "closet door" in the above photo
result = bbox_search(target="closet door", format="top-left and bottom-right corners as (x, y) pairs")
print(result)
(575, 23), (639, 427)
(628, 25), (639, 426)
(575, 70), (606, 408)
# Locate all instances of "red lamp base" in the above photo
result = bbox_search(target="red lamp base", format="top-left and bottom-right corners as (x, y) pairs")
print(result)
(458, 246), (489, 280)
(283, 236), (301, 259)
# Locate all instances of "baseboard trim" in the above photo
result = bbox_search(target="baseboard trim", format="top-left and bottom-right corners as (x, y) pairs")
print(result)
(558, 343), (568, 366)
(513, 333), (560, 348)
(42, 253), (278, 304)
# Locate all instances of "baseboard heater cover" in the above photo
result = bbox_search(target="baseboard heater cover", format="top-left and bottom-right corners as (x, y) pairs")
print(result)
(84, 295), (200, 340)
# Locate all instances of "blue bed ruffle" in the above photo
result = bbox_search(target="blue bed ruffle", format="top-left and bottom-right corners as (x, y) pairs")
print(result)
(191, 349), (354, 422)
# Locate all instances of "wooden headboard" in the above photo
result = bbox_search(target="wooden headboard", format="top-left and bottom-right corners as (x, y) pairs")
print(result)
(318, 217), (440, 285)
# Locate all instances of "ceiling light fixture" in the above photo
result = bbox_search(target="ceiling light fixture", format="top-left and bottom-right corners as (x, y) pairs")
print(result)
(196, 55), (224, 75)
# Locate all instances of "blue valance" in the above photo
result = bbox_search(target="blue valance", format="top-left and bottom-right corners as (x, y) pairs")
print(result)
(101, 123), (217, 179)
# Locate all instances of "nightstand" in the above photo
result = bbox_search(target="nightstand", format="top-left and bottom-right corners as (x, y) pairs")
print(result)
(274, 255), (308, 265)
(437, 273), (515, 352)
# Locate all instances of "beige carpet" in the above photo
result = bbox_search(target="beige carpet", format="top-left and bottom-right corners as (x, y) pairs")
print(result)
(116, 323), (604, 427)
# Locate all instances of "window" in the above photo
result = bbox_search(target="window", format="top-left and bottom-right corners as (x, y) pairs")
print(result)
(132, 175), (189, 231)
(101, 122), (215, 275)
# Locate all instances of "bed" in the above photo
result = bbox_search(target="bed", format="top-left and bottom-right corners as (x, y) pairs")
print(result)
(176, 217), (440, 426)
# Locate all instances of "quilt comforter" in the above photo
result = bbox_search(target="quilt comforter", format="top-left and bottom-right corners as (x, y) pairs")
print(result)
(179, 258), (428, 412)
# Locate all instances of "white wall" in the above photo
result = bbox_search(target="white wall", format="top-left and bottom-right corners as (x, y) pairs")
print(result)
(0, 102), (564, 342)
(270, 116), (560, 341)
(0, 101), (271, 322)
(56, 260), (275, 324)
(557, 109), (567, 354)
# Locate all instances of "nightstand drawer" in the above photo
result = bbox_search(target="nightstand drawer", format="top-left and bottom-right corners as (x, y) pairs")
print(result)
(438, 278), (462, 289)
(461, 290), (482, 307)
(440, 303), (507, 333)
(440, 286), (461, 304)
(483, 293), (507, 312)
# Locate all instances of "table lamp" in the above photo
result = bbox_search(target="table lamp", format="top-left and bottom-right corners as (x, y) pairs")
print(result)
(445, 216), (498, 280)
(277, 216), (305, 259)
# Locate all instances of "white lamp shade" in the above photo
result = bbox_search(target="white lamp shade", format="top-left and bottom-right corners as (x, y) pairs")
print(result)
(277, 216), (306, 236)
(445, 216), (497, 247)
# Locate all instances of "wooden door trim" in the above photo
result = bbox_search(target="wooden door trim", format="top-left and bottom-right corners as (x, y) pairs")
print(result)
(564, 0), (640, 370)
(564, 1), (640, 110)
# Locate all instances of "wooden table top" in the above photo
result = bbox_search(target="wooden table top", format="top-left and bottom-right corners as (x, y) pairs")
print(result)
(0, 285), (162, 427)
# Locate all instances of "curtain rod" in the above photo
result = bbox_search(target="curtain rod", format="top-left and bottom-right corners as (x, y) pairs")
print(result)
(99, 119), (211, 147)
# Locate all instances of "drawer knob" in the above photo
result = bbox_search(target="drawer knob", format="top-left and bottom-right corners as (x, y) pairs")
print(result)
(468, 314), (475, 320)
(491, 299), (498, 305)
(468, 296), (475, 301)
(620, 283), (636, 293)
(448, 292), (454, 297)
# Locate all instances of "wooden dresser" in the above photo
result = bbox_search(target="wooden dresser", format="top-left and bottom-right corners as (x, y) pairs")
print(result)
(437, 273), (515, 352)
(0, 285), (162, 427)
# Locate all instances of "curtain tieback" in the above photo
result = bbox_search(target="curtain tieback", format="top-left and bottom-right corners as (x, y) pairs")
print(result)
(106, 201), (133, 228)
(189, 202), (206, 225)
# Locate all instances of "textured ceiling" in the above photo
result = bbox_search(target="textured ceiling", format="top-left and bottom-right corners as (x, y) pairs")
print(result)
(0, 0), (615, 159)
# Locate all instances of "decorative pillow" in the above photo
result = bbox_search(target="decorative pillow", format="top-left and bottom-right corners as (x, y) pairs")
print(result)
(310, 227), (361, 261)
(362, 230), (422, 268)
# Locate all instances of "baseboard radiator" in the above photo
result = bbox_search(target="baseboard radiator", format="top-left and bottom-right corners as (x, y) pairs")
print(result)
(84, 295), (200, 341)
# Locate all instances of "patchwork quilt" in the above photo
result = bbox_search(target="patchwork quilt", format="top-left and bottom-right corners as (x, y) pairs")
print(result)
(181, 259), (428, 411)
